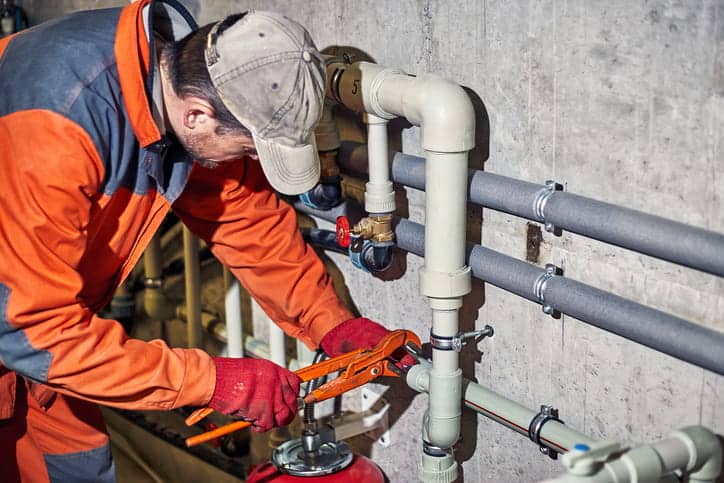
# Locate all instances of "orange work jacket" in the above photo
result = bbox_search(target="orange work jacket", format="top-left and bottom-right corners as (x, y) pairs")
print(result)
(0, 0), (352, 419)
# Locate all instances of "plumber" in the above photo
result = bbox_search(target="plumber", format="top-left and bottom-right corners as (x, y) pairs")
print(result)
(0, 2), (405, 481)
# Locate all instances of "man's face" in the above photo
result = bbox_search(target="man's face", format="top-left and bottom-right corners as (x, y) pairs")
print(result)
(178, 125), (258, 169)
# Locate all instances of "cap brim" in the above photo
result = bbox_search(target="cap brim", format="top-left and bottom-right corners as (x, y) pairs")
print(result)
(253, 135), (321, 195)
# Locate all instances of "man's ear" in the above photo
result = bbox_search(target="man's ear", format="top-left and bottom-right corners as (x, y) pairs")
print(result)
(182, 96), (216, 130)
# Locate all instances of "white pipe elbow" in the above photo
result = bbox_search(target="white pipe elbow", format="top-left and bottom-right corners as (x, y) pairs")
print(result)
(357, 62), (475, 153)
(670, 426), (723, 482)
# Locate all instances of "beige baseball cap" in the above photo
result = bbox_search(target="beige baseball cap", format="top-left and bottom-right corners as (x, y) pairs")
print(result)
(205, 11), (326, 195)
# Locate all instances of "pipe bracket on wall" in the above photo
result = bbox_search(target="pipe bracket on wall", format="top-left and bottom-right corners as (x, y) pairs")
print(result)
(430, 325), (494, 352)
(529, 405), (564, 460)
(533, 180), (564, 236)
(533, 264), (563, 319)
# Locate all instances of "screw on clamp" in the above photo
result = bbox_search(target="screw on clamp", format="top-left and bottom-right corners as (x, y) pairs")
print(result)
(528, 405), (564, 460)
(430, 325), (494, 352)
(533, 180), (564, 236)
(533, 264), (563, 319)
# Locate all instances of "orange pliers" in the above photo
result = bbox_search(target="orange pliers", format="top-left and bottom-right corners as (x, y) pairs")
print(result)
(184, 329), (421, 447)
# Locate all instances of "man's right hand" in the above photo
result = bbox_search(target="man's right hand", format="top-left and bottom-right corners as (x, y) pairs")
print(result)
(207, 357), (300, 432)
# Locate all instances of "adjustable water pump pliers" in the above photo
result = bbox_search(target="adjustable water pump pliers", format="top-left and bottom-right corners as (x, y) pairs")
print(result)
(183, 329), (421, 447)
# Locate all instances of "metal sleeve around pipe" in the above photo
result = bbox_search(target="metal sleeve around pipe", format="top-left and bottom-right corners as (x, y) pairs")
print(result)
(391, 152), (724, 278)
(296, 202), (724, 376)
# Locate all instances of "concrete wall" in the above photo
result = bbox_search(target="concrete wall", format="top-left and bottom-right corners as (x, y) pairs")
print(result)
(17, 1), (724, 482)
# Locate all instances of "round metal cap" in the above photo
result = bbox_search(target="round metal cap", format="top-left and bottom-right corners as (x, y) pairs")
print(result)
(272, 439), (353, 477)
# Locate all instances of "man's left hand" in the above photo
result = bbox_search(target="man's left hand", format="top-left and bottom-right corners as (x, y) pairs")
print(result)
(320, 317), (416, 367)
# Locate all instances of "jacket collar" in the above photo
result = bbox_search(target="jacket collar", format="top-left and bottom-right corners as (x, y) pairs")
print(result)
(114, 0), (197, 149)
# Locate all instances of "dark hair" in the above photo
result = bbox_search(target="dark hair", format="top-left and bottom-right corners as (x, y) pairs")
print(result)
(162, 13), (251, 136)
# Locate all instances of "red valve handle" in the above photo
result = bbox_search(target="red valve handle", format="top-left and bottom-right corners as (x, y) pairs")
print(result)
(336, 216), (351, 248)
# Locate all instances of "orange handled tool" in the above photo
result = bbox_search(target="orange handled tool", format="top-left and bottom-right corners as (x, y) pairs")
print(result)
(184, 329), (420, 447)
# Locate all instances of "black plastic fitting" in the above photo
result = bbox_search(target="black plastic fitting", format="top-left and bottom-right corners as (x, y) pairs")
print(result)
(300, 177), (343, 210)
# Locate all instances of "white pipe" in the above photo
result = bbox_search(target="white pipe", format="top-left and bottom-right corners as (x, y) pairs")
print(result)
(357, 62), (475, 153)
(543, 427), (722, 483)
(269, 320), (286, 367)
(295, 340), (316, 368)
(365, 113), (395, 214)
(224, 276), (244, 358)
(356, 62), (475, 478)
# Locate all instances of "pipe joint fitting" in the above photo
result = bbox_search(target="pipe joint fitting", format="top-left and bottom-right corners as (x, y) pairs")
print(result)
(356, 62), (475, 152)
(349, 238), (394, 273)
(669, 426), (723, 481)
(427, 368), (462, 448)
(299, 179), (343, 210)
(325, 59), (365, 112)
(406, 359), (432, 393)
(419, 445), (458, 483)
(364, 181), (396, 214)
(420, 266), (471, 300)
(364, 65), (407, 120)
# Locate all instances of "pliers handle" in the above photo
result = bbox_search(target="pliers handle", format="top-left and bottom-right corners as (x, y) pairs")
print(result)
(184, 329), (420, 447)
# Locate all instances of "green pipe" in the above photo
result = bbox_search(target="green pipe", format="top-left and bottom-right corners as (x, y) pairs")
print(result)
(406, 361), (595, 455)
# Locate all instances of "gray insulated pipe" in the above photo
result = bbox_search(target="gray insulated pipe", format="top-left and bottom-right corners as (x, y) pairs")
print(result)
(391, 153), (724, 278)
(396, 218), (724, 377)
(295, 201), (724, 376)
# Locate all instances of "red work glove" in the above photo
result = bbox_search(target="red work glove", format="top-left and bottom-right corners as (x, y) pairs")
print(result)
(208, 357), (301, 433)
(320, 317), (416, 367)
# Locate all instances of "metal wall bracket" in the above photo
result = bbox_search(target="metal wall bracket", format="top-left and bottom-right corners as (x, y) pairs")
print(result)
(329, 388), (391, 447)
(528, 404), (564, 460)
(533, 180), (564, 236)
(533, 264), (563, 319)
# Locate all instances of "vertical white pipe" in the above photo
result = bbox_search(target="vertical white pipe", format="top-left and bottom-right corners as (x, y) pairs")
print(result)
(269, 320), (286, 367)
(356, 64), (475, 481)
(365, 113), (395, 215)
(182, 227), (202, 348)
(224, 275), (244, 358)
(424, 150), (470, 452)
(424, 151), (468, 274)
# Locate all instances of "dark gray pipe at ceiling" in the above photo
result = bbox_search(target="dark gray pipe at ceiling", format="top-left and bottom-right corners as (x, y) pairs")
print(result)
(295, 201), (724, 376)
(390, 153), (724, 278)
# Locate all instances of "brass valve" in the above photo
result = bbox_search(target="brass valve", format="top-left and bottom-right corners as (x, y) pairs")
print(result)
(352, 214), (394, 243)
